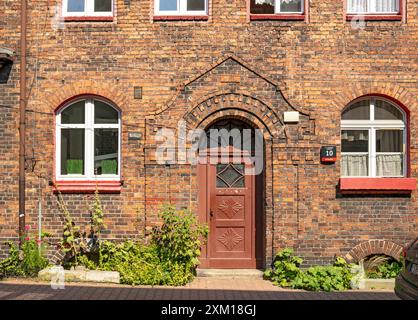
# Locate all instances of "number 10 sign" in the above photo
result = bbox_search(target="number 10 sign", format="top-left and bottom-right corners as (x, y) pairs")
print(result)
(320, 146), (337, 163)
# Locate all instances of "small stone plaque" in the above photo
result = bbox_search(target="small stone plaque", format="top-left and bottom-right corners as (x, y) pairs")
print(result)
(128, 132), (142, 140)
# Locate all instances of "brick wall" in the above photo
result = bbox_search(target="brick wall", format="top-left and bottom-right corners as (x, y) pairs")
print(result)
(0, 0), (416, 265)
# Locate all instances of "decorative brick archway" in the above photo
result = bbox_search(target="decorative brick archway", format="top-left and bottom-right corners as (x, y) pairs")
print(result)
(345, 240), (404, 263)
(182, 92), (285, 140)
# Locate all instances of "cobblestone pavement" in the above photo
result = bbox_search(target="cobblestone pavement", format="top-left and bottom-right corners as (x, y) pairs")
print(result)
(0, 278), (399, 300)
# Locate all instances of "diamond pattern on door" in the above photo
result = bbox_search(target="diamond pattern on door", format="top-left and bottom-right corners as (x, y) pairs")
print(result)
(217, 228), (244, 251)
(218, 197), (244, 219)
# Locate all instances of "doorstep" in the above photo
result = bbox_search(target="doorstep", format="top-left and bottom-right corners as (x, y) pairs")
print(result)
(196, 269), (264, 279)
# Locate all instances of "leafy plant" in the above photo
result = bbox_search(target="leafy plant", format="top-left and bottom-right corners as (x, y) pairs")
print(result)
(56, 191), (85, 267)
(92, 241), (168, 286)
(0, 240), (49, 278)
(264, 248), (355, 291)
(263, 248), (303, 287)
(293, 257), (353, 292)
(364, 255), (403, 279)
(91, 189), (106, 236)
(20, 240), (49, 277)
(363, 255), (390, 271)
(58, 200), (208, 286)
(56, 187), (108, 268)
(152, 205), (208, 281)
(0, 241), (24, 277)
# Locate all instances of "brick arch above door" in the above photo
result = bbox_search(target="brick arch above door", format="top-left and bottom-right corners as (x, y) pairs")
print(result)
(182, 93), (286, 140)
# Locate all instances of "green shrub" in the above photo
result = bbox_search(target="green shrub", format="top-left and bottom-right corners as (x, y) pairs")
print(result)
(0, 241), (24, 277)
(292, 257), (353, 292)
(74, 205), (208, 286)
(0, 240), (49, 278)
(367, 260), (402, 279)
(263, 248), (303, 287)
(93, 241), (167, 286)
(21, 240), (49, 277)
(152, 206), (209, 280)
(264, 249), (354, 292)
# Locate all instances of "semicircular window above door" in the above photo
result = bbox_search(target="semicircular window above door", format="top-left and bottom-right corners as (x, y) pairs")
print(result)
(199, 119), (256, 155)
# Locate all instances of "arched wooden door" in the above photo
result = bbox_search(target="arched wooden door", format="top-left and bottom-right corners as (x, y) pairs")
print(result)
(198, 119), (260, 269)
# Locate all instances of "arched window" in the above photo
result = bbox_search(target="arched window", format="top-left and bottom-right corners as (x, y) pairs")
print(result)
(56, 98), (121, 180)
(341, 97), (406, 177)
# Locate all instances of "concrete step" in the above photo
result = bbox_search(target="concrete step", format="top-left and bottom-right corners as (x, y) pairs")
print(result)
(196, 269), (264, 279)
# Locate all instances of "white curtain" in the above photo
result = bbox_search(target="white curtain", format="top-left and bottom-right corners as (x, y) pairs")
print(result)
(348, 0), (367, 12)
(375, 0), (399, 12)
(376, 154), (403, 176)
(342, 154), (368, 176)
(348, 0), (398, 13)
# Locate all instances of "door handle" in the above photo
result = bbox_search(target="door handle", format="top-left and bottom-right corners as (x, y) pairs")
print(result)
(210, 210), (214, 219)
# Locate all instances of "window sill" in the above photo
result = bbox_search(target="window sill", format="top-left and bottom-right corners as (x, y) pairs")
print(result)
(346, 14), (402, 21)
(339, 178), (416, 194)
(250, 14), (305, 21)
(63, 16), (114, 22)
(52, 180), (122, 194)
(153, 15), (209, 21)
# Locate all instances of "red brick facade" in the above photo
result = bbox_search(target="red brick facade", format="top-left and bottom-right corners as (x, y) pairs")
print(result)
(0, 0), (417, 266)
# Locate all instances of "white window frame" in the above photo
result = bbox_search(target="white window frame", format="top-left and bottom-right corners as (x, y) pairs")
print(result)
(154, 0), (208, 16)
(347, 0), (400, 14)
(341, 97), (406, 178)
(56, 98), (121, 181)
(275, 0), (304, 14)
(62, 0), (114, 17)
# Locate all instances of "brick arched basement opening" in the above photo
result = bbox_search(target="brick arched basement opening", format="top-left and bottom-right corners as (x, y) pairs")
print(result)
(344, 240), (404, 263)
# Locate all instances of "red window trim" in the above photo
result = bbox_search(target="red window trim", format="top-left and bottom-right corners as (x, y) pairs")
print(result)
(339, 178), (416, 194)
(153, 15), (209, 21)
(250, 14), (305, 21)
(346, 14), (402, 21)
(52, 180), (122, 194)
(63, 16), (114, 22)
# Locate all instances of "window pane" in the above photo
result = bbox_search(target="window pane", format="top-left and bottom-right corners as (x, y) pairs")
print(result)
(376, 154), (403, 176)
(375, 0), (399, 13)
(61, 101), (85, 124)
(94, 101), (118, 124)
(94, 0), (112, 12)
(342, 100), (370, 120)
(341, 130), (369, 152)
(375, 100), (403, 120)
(279, 0), (302, 12)
(341, 154), (368, 176)
(61, 129), (85, 175)
(187, 0), (205, 11)
(159, 0), (177, 11)
(94, 129), (118, 175)
(376, 130), (403, 152)
(67, 0), (85, 12)
(250, 0), (274, 14)
(216, 164), (245, 188)
(347, 0), (367, 12)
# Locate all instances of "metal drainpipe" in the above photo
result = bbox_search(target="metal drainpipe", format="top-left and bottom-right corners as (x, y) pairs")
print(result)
(19, 0), (27, 243)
